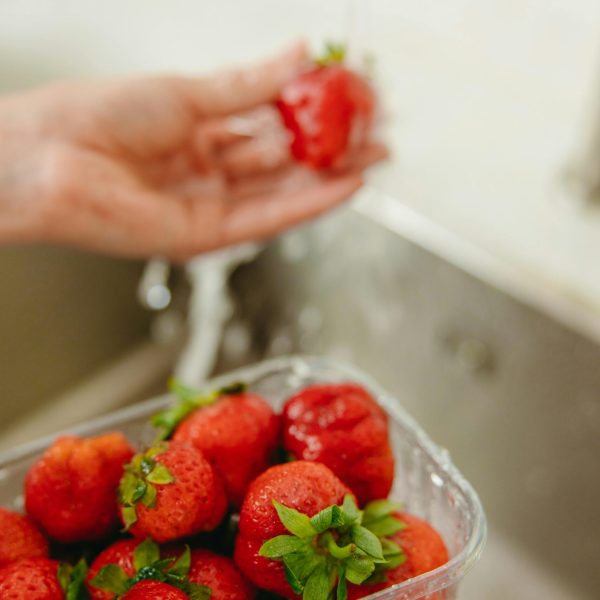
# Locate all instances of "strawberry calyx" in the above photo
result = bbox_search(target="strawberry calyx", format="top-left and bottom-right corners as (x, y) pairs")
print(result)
(118, 444), (175, 530)
(315, 42), (346, 67)
(57, 559), (88, 600)
(259, 496), (406, 600)
(90, 538), (210, 600)
(151, 380), (247, 441)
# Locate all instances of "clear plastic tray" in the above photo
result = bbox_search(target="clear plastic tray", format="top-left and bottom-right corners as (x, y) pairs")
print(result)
(0, 356), (486, 599)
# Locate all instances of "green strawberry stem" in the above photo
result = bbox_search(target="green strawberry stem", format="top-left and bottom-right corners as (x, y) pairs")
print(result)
(151, 380), (247, 441)
(90, 538), (210, 600)
(259, 496), (406, 600)
(315, 42), (346, 67)
(118, 445), (175, 531)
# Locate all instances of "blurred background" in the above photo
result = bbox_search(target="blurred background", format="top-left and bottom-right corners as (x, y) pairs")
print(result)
(2, 1), (600, 598)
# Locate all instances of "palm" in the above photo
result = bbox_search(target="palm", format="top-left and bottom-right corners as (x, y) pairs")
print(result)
(1, 44), (384, 260)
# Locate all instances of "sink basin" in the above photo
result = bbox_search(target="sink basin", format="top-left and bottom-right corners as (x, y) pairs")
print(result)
(211, 205), (600, 600)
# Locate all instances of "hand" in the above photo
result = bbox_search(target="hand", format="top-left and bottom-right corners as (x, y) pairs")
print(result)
(0, 44), (385, 261)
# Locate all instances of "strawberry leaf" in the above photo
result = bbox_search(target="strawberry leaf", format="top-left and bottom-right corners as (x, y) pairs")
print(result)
(337, 564), (348, 600)
(151, 400), (197, 442)
(152, 379), (247, 440)
(90, 564), (130, 595)
(363, 515), (405, 538)
(188, 583), (212, 600)
(140, 457), (156, 476)
(57, 563), (71, 591)
(119, 472), (140, 505)
(146, 464), (175, 485)
(283, 561), (305, 595)
(379, 539), (406, 570)
(121, 506), (138, 531)
(345, 555), (375, 585)
(302, 563), (333, 600)
(284, 547), (324, 583)
(260, 535), (307, 558)
(133, 538), (160, 571)
(58, 560), (89, 600)
(341, 495), (361, 525)
(310, 505), (344, 533)
(350, 525), (384, 560)
(141, 482), (157, 508)
(131, 480), (147, 503)
(65, 559), (88, 600)
(273, 500), (317, 538)
(168, 545), (191, 577)
(362, 499), (403, 522)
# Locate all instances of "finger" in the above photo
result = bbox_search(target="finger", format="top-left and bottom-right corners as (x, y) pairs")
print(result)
(220, 135), (291, 179)
(193, 105), (291, 174)
(221, 173), (363, 245)
(348, 141), (389, 171)
(327, 140), (390, 173)
(230, 166), (318, 200)
(182, 41), (308, 116)
(228, 141), (387, 199)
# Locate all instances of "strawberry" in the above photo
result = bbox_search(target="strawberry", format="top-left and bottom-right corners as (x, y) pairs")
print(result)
(188, 549), (256, 600)
(234, 461), (403, 599)
(118, 442), (227, 542)
(87, 539), (139, 600)
(89, 538), (210, 600)
(153, 380), (280, 507)
(0, 507), (49, 567)
(347, 513), (449, 599)
(276, 44), (376, 169)
(121, 580), (189, 600)
(25, 433), (134, 543)
(0, 557), (87, 600)
(282, 383), (394, 504)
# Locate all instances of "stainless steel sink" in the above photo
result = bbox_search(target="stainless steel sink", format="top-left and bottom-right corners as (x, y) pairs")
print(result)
(0, 247), (158, 435)
(1, 205), (598, 599)
(211, 206), (600, 600)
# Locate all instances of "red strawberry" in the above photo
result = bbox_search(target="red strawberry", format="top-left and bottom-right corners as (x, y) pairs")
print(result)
(277, 45), (376, 169)
(348, 513), (449, 599)
(89, 538), (211, 600)
(87, 539), (139, 600)
(188, 549), (256, 600)
(235, 461), (403, 599)
(0, 507), (48, 567)
(160, 384), (279, 507)
(0, 558), (62, 599)
(0, 557), (87, 600)
(25, 433), (134, 542)
(121, 580), (188, 600)
(282, 383), (394, 504)
(118, 442), (227, 543)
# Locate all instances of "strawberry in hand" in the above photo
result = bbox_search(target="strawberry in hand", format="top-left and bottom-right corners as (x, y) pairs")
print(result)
(277, 43), (376, 169)
(153, 381), (280, 508)
(234, 461), (405, 599)
(118, 442), (227, 543)
(283, 383), (395, 504)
